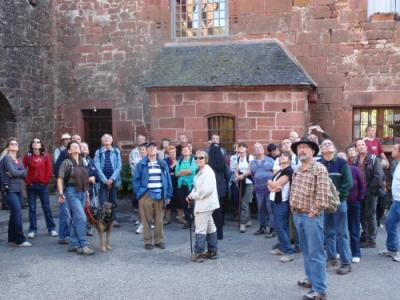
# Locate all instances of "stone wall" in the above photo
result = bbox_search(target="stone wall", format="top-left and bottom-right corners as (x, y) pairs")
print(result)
(148, 88), (309, 150)
(0, 0), (54, 150)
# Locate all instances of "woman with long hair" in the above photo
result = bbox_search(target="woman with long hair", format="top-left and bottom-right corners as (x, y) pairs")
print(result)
(0, 138), (30, 247)
(57, 141), (94, 255)
(208, 143), (229, 240)
(23, 137), (57, 239)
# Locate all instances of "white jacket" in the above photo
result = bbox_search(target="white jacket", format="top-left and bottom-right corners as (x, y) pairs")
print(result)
(189, 164), (220, 213)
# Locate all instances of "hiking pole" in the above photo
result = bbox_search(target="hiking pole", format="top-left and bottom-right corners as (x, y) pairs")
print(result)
(188, 202), (193, 255)
(238, 180), (243, 227)
(65, 205), (84, 250)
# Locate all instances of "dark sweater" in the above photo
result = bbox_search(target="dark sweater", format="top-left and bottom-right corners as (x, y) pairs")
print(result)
(347, 165), (366, 204)
(0, 155), (26, 192)
(317, 155), (353, 201)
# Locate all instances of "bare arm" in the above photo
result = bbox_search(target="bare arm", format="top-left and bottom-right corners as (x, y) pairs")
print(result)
(57, 177), (65, 203)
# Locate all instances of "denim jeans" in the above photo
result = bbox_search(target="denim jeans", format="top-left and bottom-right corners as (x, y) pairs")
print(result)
(99, 183), (117, 220)
(347, 202), (361, 258)
(5, 192), (26, 244)
(325, 201), (352, 265)
(255, 192), (273, 229)
(27, 184), (56, 233)
(361, 193), (378, 243)
(65, 187), (87, 248)
(240, 184), (254, 225)
(272, 201), (293, 254)
(58, 202), (70, 241)
(385, 200), (400, 252)
(294, 212), (326, 295)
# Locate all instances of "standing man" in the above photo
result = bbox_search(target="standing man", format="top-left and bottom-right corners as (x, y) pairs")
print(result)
(380, 143), (400, 262)
(53, 133), (71, 164)
(290, 138), (330, 300)
(363, 126), (388, 167)
(176, 134), (189, 159)
(318, 139), (353, 275)
(133, 142), (172, 250)
(353, 139), (384, 248)
(249, 143), (275, 236)
(129, 134), (147, 174)
(94, 134), (122, 227)
(206, 133), (227, 156)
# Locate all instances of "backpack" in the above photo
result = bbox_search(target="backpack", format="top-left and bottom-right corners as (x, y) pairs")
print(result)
(309, 163), (340, 214)
(62, 158), (74, 187)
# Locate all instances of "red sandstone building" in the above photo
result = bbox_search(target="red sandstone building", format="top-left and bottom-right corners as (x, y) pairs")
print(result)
(1, 0), (400, 156)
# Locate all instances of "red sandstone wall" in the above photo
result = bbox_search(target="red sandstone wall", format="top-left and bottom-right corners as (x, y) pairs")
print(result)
(148, 88), (309, 149)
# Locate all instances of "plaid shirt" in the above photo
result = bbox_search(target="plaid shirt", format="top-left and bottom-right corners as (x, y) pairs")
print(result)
(290, 161), (330, 216)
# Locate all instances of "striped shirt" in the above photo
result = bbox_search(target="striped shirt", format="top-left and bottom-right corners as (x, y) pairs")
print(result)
(289, 162), (330, 216)
(103, 150), (114, 179)
(148, 161), (162, 200)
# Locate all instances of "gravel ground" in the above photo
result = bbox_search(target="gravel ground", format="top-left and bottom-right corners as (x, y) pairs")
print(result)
(0, 197), (399, 300)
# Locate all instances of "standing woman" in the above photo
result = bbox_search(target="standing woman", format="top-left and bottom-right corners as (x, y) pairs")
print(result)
(0, 138), (30, 247)
(175, 145), (198, 228)
(208, 143), (229, 240)
(23, 137), (57, 239)
(187, 150), (219, 262)
(57, 141), (94, 255)
(164, 145), (179, 225)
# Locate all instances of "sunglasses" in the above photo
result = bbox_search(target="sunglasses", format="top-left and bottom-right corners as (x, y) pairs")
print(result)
(194, 156), (205, 160)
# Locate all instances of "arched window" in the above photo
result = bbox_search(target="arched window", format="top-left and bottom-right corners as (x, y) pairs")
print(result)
(207, 115), (235, 153)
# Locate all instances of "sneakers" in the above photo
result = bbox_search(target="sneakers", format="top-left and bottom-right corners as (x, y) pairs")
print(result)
(239, 224), (246, 233)
(27, 232), (35, 239)
(303, 290), (326, 300)
(280, 254), (295, 263)
(207, 251), (218, 260)
(16, 241), (32, 247)
(253, 228), (266, 235)
(136, 223), (143, 234)
(326, 258), (339, 268)
(361, 241), (376, 248)
(77, 246), (95, 255)
(270, 248), (284, 256)
(297, 278), (312, 289)
(49, 230), (58, 237)
(144, 244), (154, 250)
(134, 219), (140, 226)
(379, 249), (399, 258)
(336, 264), (352, 275)
(352, 257), (360, 264)
(155, 242), (166, 249)
(265, 230), (276, 239)
(245, 220), (252, 227)
(58, 239), (69, 245)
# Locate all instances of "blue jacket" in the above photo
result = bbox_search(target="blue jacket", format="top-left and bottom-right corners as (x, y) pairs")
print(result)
(94, 146), (122, 187)
(133, 156), (173, 201)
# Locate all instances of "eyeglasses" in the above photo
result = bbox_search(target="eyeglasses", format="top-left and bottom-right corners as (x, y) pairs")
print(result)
(32, 140), (41, 144)
(321, 142), (333, 147)
(9, 142), (18, 146)
(194, 157), (205, 160)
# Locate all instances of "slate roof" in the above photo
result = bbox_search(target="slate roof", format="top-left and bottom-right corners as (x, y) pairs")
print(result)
(143, 41), (316, 88)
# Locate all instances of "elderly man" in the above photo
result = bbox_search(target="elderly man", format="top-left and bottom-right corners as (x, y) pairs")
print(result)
(318, 139), (353, 275)
(129, 134), (147, 174)
(133, 142), (172, 250)
(53, 133), (71, 164)
(380, 143), (400, 262)
(353, 139), (384, 248)
(249, 143), (275, 236)
(290, 137), (330, 300)
(94, 134), (122, 227)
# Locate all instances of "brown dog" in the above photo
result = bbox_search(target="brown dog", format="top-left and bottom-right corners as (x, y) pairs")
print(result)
(86, 202), (114, 252)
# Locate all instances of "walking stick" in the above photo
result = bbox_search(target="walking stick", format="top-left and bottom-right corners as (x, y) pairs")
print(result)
(238, 180), (243, 227)
(188, 202), (193, 255)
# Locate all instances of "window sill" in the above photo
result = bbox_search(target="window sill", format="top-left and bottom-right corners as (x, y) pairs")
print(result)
(370, 13), (397, 22)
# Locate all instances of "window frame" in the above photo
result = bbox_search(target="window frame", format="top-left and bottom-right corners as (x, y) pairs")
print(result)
(352, 107), (400, 145)
(207, 114), (235, 154)
(171, 0), (229, 40)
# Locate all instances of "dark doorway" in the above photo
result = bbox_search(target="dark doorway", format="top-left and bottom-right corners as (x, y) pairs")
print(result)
(0, 91), (16, 148)
(82, 109), (112, 154)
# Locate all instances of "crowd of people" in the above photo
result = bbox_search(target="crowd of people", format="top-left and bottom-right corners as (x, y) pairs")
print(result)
(0, 124), (399, 300)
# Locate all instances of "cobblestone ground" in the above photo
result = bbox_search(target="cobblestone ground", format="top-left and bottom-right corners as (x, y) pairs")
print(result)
(0, 197), (398, 300)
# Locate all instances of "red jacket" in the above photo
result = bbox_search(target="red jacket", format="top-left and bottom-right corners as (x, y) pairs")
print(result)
(23, 153), (53, 186)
